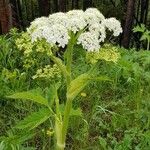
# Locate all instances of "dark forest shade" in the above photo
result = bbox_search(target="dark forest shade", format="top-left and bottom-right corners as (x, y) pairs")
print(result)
(0, 21), (2, 34)
(53, 0), (58, 12)
(140, 0), (149, 25)
(0, 0), (150, 50)
(83, 0), (92, 10)
(38, 0), (50, 16)
(16, 0), (23, 27)
(121, 0), (135, 48)
(71, 0), (79, 9)
(59, 0), (66, 12)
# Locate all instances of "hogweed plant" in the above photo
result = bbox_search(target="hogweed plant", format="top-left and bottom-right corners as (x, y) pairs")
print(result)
(7, 8), (122, 150)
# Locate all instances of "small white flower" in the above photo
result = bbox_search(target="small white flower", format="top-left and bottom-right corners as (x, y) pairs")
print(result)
(49, 12), (69, 27)
(84, 12), (100, 25)
(30, 24), (70, 48)
(67, 10), (84, 18)
(89, 23), (106, 42)
(30, 26), (44, 42)
(66, 10), (87, 33)
(85, 8), (105, 25)
(77, 32), (100, 52)
(102, 17), (122, 36)
(27, 17), (51, 33)
(85, 8), (105, 21)
(67, 18), (87, 33)
(43, 24), (70, 48)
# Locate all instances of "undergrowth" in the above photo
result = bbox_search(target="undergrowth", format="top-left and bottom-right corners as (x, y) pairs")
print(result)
(0, 29), (150, 150)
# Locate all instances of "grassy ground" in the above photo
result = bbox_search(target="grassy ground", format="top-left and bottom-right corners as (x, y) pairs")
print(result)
(0, 30), (150, 150)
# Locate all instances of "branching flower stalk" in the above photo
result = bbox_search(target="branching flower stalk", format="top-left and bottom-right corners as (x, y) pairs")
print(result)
(13, 8), (122, 150)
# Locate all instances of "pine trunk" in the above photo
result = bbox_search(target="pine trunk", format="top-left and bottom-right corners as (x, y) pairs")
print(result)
(0, 0), (12, 33)
(121, 0), (135, 48)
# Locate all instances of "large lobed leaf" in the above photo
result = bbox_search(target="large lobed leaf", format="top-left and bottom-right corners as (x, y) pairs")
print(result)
(7, 91), (49, 106)
(68, 73), (110, 100)
(67, 73), (90, 100)
(15, 108), (51, 130)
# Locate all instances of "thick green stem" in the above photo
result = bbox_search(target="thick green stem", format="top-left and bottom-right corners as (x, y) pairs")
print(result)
(54, 34), (78, 150)
(55, 91), (62, 121)
(65, 34), (76, 76)
(66, 44), (74, 74)
(55, 117), (64, 150)
(56, 145), (64, 150)
(55, 35), (76, 149)
(61, 97), (72, 145)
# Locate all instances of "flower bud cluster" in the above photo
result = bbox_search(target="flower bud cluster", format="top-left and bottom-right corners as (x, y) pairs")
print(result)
(32, 64), (61, 81)
(86, 44), (120, 64)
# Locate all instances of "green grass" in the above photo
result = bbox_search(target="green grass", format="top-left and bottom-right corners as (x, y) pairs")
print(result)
(0, 30), (150, 150)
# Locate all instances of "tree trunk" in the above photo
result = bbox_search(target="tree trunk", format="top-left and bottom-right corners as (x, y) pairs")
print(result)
(140, 0), (146, 23)
(136, 0), (140, 24)
(72, 0), (79, 9)
(53, 0), (58, 12)
(83, 0), (92, 10)
(0, 0), (11, 33)
(75, 0), (79, 9)
(38, 0), (50, 16)
(71, 0), (74, 9)
(121, 0), (135, 48)
(144, 0), (149, 25)
(59, 0), (66, 12)
(16, 0), (23, 28)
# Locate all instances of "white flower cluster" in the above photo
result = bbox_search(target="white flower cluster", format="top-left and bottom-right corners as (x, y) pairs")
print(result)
(89, 23), (106, 42)
(49, 12), (69, 27)
(84, 8), (105, 25)
(67, 18), (86, 34)
(27, 17), (51, 33)
(27, 8), (122, 52)
(102, 18), (123, 36)
(42, 24), (69, 48)
(77, 32), (100, 52)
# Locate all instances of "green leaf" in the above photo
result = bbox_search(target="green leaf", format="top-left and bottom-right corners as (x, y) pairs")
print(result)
(0, 130), (35, 147)
(7, 91), (49, 106)
(8, 132), (35, 145)
(50, 55), (69, 80)
(99, 136), (107, 150)
(133, 24), (146, 33)
(89, 76), (111, 82)
(70, 107), (82, 117)
(15, 108), (51, 130)
(67, 73), (91, 100)
(44, 84), (59, 107)
(0, 142), (5, 150)
(67, 74), (110, 100)
(59, 104), (82, 117)
(140, 34), (147, 41)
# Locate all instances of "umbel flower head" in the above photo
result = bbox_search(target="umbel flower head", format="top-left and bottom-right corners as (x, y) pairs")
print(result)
(27, 8), (122, 52)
